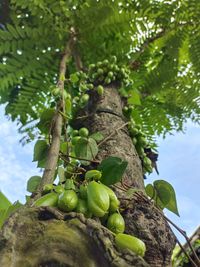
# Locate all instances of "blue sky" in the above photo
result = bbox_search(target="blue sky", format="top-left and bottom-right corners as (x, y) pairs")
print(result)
(0, 105), (199, 243)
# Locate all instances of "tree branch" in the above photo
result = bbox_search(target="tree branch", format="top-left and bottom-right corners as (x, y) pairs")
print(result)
(32, 32), (75, 201)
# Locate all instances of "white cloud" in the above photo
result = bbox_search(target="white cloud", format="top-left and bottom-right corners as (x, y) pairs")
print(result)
(0, 107), (40, 203)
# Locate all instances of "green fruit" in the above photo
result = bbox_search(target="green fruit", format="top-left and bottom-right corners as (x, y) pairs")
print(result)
(87, 83), (94, 90)
(34, 192), (58, 207)
(108, 71), (114, 78)
(76, 198), (88, 215)
(97, 85), (104, 96)
(101, 184), (120, 213)
(85, 170), (102, 181)
(111, 56), (117, 63)
(87, 181), (109, 217)
(105, 77), (111, 84)
(115, 233), (146, 257)
(58, 190), (78, 212)
(132, 137), (137, 145)
(79, 185), (88, 199)
(65, 179), (76, 190)
(97, 61), (103, 67)
(103, 59), (109, 65)
(72, 130), (79, 137)
(137, 136), (147, 147)
(71, 136), (81, 145)
(107, 213), (125, 234)
(143, 157), (152, 167)
(136, 145), (145, 157)
(51, 87), (60, 96)
(81, 94), (89, 103)
(54, 185), (65, 194)
(97, 68), (104, 75)
(42, 184), (54, 194)
(89, 64), (95, 69)
(130, 127), (139, 136)
(79, 127), (89, 137)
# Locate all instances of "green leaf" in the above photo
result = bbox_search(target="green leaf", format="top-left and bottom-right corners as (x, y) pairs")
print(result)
(0, 201), (22, 229)
(58, 167), (65, 183)
(37, 108), (55, 134)
(26, 176), (42, 193)
(74, 137), (98, 166)
(0, 191), (11, 210)
(153, 180), (179, 216)
(98, 156), (128, 185)
(90, 132), (104, 142)
(128, 89), (141, 105)
(0, 210), (7, 229)
(145, 184), (155, 199)
(33, 140), (49, 168)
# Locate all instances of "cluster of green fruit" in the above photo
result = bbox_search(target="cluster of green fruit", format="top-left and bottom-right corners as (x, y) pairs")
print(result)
(87, 56), (131, 86)
(33, 170), (146, 257)
(70, 127), (89, 145)
(128, 119), (153, 174)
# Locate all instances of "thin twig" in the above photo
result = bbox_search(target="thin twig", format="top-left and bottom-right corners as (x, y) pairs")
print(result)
(60, 151), (100, 164)
(98, 122), (128, 147)
(175, 237), (198, 267)
(164, 215), (200, 266)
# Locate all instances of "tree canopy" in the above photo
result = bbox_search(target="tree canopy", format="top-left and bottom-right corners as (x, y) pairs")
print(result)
(0, 0), (199, 145)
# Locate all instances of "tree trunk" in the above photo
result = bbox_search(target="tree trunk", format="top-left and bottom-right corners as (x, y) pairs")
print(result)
(0, 85), (176, 266)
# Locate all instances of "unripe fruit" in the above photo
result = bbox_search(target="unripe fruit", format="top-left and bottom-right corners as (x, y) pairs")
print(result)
(85, 170), (102, 181)
(79, 127), (89, 137)
(79, 185), (88, 199)
(97, 68), (104, 75)
(115, 233), (146, 257)
(87, 83), (94, 90)
(71, 136), (81, 145)
(107, 213), (125, 234)
(108, 71), (114, 78)
(97, 85), (104, 96)
(65, 179), (76, 190)
(42, 184), (54, 194)
(89, 64), (95, 69)
(33, 192), (58, 207)
(103, 59), (109, 65)
(111, 56), (117, 63)
(58, 190), (78, 212)
(54, 185), (65, 194)
(87, 181), (109, 217)
(101, 184), (120, 213)
(51, 87), (60, 96)
(81, 94), (89, 104)
(105, 77), (111, 84)
(72, 129), (79, 137)
(75, 198), (88, 215)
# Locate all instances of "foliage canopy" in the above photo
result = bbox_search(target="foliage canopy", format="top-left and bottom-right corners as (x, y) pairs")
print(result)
(0, 0), (199, 143)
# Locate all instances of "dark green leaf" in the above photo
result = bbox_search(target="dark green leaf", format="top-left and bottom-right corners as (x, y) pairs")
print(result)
(154, 180), (179, 216)
(27, 176), (42, 193)
(145, 184), (155, 199)
(37, 108), (55, 134)
(74, 137), (98, 166)
(98, 156), (128, 185)
(33, 140), (49, 168)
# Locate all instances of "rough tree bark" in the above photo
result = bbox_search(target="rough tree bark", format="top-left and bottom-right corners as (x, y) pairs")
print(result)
(0, 75), (176, 266)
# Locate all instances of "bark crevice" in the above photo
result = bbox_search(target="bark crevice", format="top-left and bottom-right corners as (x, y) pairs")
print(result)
(0, 207), (149, 267)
